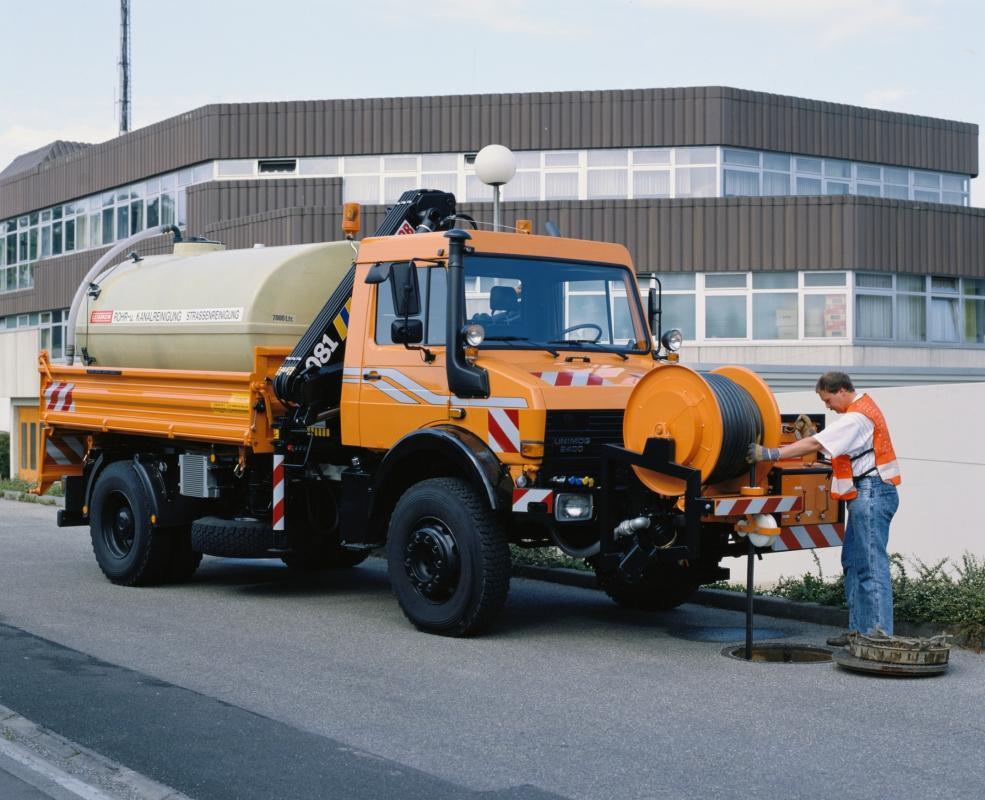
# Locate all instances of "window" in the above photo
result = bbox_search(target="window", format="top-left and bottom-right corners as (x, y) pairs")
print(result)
(796, 177), (821, 194)
(805, 294), (848, 338)
(706, 296), (746, 338)
(374, 265), (447, 345)
(965, 299), (985, 344)
(723, 149), (759, 167)
(587, 169), (627, 199)
(675, 167), (716, 197)
(763, 172), (790, 196)
(856, 295), (893, 339)
(632, 149), (670, 165)
(218, 160), (254, 177)
(633, 171), (670, 198)
(723, 170), (759, 196)
(545, 173), (578, 200)
(897, 295), (926, 341)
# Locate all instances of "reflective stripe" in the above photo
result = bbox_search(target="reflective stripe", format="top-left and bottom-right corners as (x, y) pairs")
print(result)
(773, 524), (845, 551)
(512, 488), (553, 513)
(272, 455), (285, 531)
(488, 409), (521, 453)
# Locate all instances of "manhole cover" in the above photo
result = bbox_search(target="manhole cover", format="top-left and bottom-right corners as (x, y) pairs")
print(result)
(670, 625), (788, 642)
(723, 644), (833, 663)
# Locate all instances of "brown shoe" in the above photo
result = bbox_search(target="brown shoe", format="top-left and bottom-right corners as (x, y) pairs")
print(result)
(826, 633), (850, 647)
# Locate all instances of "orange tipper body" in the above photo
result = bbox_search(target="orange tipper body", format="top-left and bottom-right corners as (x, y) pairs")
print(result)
(36, 347), (287, 495)
(34, 191), (842, 637)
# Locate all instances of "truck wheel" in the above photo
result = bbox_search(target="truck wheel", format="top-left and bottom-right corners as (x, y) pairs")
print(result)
(281, 544), (370, 571)
(386, 478), (510, 636)
(597, 565), (702, 612)
(89, 462), (172, 586)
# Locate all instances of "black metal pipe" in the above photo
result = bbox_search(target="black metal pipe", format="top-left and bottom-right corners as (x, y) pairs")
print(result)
(745, 537), (755, 660)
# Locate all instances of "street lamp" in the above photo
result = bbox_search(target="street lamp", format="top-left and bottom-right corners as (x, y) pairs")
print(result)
(474, 144), (516, 231)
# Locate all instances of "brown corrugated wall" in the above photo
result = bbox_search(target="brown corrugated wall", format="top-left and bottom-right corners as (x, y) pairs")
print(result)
(1, 87), (977, 221)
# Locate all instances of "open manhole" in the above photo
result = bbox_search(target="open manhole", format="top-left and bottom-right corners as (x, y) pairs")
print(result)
(723, 644), (833, 663)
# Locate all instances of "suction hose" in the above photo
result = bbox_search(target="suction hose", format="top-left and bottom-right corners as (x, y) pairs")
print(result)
(702, 373), (763, 485)
(65, 224), (181, 364)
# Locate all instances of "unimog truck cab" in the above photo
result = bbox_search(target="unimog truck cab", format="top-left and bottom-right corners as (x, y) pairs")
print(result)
(37, 190), (842, 636)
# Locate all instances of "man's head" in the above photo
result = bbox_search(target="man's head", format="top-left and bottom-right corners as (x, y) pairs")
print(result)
(815, 371), (856, 413)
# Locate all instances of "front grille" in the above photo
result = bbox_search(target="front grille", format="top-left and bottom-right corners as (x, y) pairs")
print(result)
(543, 410), (624, 471)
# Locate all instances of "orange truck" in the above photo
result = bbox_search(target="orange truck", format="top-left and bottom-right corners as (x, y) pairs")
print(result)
(36, 190), (842, 635)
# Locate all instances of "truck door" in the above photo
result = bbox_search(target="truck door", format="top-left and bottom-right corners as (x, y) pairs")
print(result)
(358, 264), (449, 447)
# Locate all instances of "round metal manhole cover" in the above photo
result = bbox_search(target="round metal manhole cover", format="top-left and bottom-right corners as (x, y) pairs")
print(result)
(670, 625), (789, 643)
(723, 644), (834, 663)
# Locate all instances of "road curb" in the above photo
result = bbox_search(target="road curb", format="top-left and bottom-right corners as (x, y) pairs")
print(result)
(0, 703), (191, 800)
(512, 564), (954, 638)
(1, 490), (64, 507)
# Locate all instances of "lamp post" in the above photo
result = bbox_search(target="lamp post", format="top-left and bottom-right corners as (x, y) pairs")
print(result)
(475, 144), (516, 231)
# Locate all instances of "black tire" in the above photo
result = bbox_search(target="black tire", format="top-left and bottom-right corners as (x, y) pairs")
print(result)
(386, 478), (510, 636)
(89, 461), (172, 586)
(163, 525), (203, 583)
(597, 565), (702, 612)
(281, 544), (370, 571)
(190, 516), (274, 557)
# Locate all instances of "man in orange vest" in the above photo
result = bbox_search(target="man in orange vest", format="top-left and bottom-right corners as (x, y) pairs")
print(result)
(747, 371), (901, 646)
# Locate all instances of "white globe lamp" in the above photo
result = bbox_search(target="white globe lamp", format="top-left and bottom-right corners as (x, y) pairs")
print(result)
(474, 144), (516, 230)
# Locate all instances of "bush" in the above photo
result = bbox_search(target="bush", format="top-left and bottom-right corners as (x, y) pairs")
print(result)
(771, 551), (985, 646)
(0, 431), (9, 480)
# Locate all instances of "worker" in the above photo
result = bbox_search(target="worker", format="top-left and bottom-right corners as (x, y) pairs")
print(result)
(746, 371), (901, 646)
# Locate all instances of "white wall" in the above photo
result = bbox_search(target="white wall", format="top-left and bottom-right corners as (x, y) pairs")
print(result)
(0, 329), (41, 404)
(724, 382), (985, 587)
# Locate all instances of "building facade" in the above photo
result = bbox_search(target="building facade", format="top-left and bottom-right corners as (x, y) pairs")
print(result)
(1, 86), (982, 480)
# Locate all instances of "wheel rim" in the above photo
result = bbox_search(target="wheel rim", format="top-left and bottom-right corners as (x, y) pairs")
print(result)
(101, 491), (136, 558)
(403, 516), (460, 602)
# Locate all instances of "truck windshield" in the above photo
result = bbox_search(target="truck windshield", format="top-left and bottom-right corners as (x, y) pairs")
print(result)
(463, 255), (649, 354)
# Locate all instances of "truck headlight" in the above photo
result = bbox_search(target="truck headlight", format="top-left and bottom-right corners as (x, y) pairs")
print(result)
(661, 328), (683, 352)
(555, 493), (593, 521)
(464, 323), (485, 347)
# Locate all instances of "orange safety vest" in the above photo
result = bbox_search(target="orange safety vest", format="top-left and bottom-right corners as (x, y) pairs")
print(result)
(830, 394), (901, 501)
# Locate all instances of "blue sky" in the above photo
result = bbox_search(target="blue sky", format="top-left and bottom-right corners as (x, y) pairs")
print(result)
(0, 0), (981, 203)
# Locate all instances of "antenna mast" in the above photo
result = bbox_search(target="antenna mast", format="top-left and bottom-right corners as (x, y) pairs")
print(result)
(118, 0), (131, 134)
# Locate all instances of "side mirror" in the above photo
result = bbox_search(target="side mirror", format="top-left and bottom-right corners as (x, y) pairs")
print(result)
(391, 318), (424, 345)
(390, 262), (421, 317)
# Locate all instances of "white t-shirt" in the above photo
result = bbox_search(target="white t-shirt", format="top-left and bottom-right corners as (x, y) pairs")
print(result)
(813, 392), (876, 477)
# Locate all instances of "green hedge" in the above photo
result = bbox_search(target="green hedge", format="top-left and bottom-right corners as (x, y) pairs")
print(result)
(0, 431), (9, 480)
(772, 552), (985, 647)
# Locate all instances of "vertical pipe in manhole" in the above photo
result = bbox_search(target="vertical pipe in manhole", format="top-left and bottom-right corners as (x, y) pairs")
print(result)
(744, 463), (757, 661)
(745, 537), (755, 660)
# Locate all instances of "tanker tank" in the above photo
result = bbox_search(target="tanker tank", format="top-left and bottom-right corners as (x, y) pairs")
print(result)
(75, 241), (355, 372)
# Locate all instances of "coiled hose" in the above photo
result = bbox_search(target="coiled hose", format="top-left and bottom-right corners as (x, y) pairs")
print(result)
(703, 372), (764, 485)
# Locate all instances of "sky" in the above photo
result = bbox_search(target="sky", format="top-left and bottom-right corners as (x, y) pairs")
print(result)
(0, 0), (981, 203)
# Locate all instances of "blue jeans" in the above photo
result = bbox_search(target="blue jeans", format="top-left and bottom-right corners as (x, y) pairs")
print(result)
(842, 476), (899, 636)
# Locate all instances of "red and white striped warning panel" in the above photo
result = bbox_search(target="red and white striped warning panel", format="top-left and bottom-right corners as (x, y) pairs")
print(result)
(44, 435), (86, 466)
(712, 495), (802, 516)
(488, 409), (521, 454)
(772, 523), (845, 552)
(512, 488), (554, 513)
(532, 371), (611, 387)
(44, 381), (76, 412)
(272, 454), (285, 531)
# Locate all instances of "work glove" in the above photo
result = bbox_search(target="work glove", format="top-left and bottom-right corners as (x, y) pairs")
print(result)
(746, 443), (780, 463)
(793, 413), (817, 439)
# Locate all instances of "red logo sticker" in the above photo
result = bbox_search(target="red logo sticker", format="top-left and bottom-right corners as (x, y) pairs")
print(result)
(90, 310), (113, 324)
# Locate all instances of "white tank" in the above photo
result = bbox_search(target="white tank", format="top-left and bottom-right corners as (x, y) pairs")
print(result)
(77, 240), (355, 371)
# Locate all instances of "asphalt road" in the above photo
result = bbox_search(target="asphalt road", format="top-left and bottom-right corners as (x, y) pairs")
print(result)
(1, 499), (983, 800)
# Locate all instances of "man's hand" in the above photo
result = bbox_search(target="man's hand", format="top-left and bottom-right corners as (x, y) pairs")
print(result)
(746, 443), (780, 463)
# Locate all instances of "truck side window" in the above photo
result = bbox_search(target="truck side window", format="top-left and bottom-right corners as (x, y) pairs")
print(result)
(375, 265), (447, 345)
